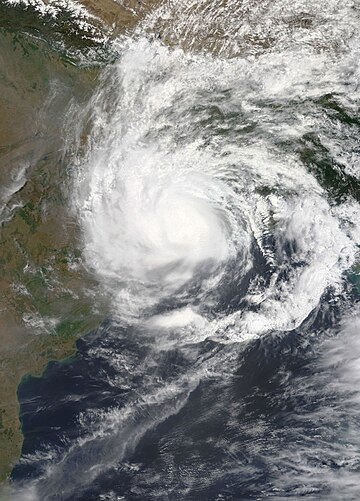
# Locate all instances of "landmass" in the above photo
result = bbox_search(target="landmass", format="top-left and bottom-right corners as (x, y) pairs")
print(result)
(0, 0), (163, 485)
(1, 0), (346, 488)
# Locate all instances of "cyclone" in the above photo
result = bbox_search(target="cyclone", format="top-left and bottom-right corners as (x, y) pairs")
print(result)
(7, 0), (360, 499)
(75, 37), (357, 342)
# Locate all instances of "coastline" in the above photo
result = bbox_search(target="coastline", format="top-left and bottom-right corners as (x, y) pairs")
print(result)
(0, 0), (163, 486)
(2, 0), (359, 492)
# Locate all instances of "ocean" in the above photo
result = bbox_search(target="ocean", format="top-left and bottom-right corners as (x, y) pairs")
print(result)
(1, 0), (359, 499)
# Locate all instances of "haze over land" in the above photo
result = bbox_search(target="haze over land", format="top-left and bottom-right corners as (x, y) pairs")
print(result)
(0, 0), (359, 499)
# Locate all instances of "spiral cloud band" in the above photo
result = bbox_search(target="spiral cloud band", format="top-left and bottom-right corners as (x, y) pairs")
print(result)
(74, 38), (358, 342)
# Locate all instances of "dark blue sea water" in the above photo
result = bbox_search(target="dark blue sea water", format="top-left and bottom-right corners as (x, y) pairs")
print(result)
(12, 288), (360, 500)
(2, 1), (360, 499)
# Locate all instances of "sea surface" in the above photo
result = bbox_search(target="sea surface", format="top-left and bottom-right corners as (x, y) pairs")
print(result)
(1, 0), (360, 499)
